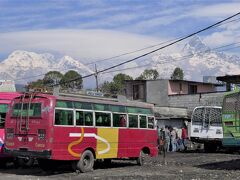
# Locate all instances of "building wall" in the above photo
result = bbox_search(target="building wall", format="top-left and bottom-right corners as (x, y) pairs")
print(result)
(124, 81), (146, 102)
(146, 80), (169, 105)
(168, 92), (225, 116)
(197, 84), (216, 93)
(168, 81), (216, 95)
(168, 81), (188, 95)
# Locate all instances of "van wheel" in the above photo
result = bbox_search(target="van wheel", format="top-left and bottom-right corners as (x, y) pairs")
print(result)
(77, 150), (94, 173)
(137, 151), (144, 166)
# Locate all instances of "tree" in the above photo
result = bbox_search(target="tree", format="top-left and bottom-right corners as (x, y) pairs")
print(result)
(43, 71), (63, 86)
(171, 67), (184, 80)
(99, 73), (133, 96)
(60, 70), (83, 90)
(25, 79), (45, 91)
(136, 69), (159, 80)
(113, 73), (133, 90)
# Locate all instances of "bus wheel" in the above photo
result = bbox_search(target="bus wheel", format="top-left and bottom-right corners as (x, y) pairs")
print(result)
(137, 151), (144, 166)
(77, 150), (94, 173)
(17, 157), (34, 168)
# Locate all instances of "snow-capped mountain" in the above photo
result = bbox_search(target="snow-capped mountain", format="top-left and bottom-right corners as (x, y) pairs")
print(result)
(150, 36), (240, 81)
(1, 36), (240, 88)
(0, 50), (94, 85)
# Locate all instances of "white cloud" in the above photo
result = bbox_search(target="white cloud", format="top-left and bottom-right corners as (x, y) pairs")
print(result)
(190, 3), (240, 18)
(0, 29), (169, 64)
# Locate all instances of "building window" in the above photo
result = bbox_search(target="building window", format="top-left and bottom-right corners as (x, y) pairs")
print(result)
(133, 85), (139, 100)
(189, 85), (197, 94)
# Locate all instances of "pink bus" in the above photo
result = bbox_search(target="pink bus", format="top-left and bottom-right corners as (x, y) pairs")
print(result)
(0, 92), (21, 166)
(5, 92), (158, 172)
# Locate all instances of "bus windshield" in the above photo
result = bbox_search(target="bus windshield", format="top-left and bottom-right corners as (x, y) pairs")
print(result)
(12, 103), (42, 117)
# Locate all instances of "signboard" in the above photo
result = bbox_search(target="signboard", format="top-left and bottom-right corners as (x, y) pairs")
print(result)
(86, 91), (104, 97)
(0, 80), (16, 92)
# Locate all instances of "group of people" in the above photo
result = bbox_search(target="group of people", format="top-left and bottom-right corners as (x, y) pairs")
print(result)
(158, 125), (188, 154)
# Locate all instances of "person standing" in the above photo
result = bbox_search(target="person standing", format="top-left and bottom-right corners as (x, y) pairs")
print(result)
(170, 127), (177, 152)
(164, 125), (171, 152)
(181, 125), (188, 151)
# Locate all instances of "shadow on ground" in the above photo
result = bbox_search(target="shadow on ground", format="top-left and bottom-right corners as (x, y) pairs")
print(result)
(0, 160), (137, 176)
(196, 159), (240, 170)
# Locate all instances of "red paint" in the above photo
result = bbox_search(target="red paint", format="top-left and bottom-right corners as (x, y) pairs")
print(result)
(5, 93), (158, 161)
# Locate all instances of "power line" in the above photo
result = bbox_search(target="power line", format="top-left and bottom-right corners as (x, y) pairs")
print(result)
(13, 12), (240, 83)
(101, 42), (240, 76)
(12, 15), (240, 82)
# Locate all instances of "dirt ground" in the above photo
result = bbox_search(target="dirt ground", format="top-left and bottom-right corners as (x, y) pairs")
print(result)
(1, 151), (240, 180)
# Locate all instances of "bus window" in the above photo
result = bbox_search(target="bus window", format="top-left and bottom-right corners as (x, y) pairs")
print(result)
(76, 111), (93, 126)
(56, 100), (73, 108)
(94, 104), (110, 111)
(0, 104), (8, 128)
(55, 109), (74, 126)
(95, 112), (111, 127)
(210, 108), (222, 126)
(147, 116), (154, 129)
(111, 105), (126, 113)
(113, 113), (126, 127)
(192, 108), (204, 125)
(140, 115), (147, 128)
(12, 103), (41, 117)
(74, 102), (93, 110)
(129, 114), (138, 128)
(223, 95), (238, 112)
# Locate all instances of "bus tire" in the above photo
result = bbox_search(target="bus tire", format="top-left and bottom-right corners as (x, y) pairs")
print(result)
(137, 150), (144, 166)
(77, 150), (94, 173)
(17, 157), (34, 168)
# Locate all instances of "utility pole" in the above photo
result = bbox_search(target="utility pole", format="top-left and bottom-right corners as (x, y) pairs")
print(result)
(94, 64), (99, 92)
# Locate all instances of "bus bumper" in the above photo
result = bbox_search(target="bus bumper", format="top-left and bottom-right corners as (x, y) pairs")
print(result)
(4, 148), (51, 159)
(222, 138), (240, 147)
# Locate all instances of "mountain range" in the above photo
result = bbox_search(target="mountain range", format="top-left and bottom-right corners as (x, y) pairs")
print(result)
(0, 36), (240, 88)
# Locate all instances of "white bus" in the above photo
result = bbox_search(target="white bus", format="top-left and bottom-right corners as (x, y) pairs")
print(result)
(189, 106), (222, 152)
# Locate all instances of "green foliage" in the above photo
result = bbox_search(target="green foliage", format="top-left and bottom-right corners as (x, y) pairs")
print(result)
(43, 71), (63, 86)
(60, 70), (83, 90)
(136, 69), (159, 80)
(26, 79), (44, 91)
(26, 70), (83, 92)
(100, 73), (133, 96)
(171, 67), (184, 80)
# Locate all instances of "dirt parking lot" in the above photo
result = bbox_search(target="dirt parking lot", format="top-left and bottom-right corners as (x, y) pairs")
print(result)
(1, 151), (240, 180)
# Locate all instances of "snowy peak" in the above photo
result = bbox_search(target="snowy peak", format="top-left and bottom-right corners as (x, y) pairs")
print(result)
(57, 55), (94, 74)
(183, 36), (210, 54)
(3, 50), (56, 68)
(0, 51), (94, 84)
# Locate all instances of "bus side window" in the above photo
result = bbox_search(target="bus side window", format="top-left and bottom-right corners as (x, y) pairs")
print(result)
(113, 114), (126, 127)
(76, 111), (84, 126)
(140, 115), (147, 128)
(128, 114), (138, 128)
(147, 116), (154, 129)
(84, 112), (93, 126)
(55, 109), (73, 126)
(95, 112), (111, 127)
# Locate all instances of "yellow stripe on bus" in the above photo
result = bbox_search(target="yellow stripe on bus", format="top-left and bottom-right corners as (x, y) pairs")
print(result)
(96, 128), (118, 159)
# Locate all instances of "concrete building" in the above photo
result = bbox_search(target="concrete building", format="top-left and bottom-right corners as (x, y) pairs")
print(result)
(123, 79), (224, 129)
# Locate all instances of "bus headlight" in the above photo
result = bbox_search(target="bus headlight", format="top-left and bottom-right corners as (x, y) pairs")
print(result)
(216, 129), (222, 134)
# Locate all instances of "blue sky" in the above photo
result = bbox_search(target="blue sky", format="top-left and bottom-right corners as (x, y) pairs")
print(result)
(0, 0), (240, 63)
